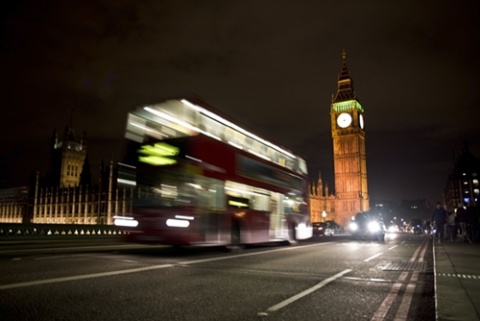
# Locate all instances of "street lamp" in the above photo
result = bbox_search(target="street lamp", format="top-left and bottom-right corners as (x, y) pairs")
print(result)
(322, 210), (327, 222)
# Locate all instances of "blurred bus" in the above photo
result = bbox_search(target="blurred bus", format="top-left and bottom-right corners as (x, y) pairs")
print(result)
(114, 98), (312, 247)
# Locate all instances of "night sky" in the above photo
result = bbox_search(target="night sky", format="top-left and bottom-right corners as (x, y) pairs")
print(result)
(1, 1), (479, 205)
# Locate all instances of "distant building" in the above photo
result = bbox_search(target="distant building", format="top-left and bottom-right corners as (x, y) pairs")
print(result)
(30, 162), (134, 225)
(310, 50), (370, 227)
(444, 142), (480, 209)
(0, 187), (29, 223)
(309, 173), (336, 223)
(0, 124), (134, 225)
(47, 126), (87, 188)
(399, 199), (431, 221)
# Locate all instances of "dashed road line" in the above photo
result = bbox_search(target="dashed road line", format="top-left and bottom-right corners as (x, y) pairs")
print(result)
(436, 273), (479, 280)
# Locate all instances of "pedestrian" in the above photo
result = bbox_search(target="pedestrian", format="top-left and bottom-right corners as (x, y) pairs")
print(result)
(465, 202), (477, 243)
(446, 208), (456, 241)
(456, 202), (469, 242)
(474, 204), (480, 242)
(423, 220), (432, 235)
(431, 202), (447, 244)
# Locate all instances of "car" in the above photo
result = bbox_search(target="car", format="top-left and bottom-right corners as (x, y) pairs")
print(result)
(312, 222), (335, 237)
(348, 211), (386, 241)
(410, 218), (423, 234)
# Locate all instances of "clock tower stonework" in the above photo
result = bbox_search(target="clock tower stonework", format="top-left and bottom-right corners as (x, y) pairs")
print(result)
(331, 50), (369, 226)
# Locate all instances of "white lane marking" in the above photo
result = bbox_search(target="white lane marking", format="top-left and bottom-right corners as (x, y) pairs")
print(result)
(372, 271), (409, 321)
(0, 242), (327, 290)
(364, 252), (383, 262)
(0, 244), (164, 254)
(388, 245), (398, 250)
(264, 269), (352, 313)
(394, 241), (427, 320)
(0, 264), (174, 290)
(35, 255), (73, 260)
(433, 239), (439, 321)
(371, 238), (427, 321)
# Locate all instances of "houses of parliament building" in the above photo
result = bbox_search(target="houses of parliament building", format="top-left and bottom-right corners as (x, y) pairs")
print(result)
(0, 125), (135, 226)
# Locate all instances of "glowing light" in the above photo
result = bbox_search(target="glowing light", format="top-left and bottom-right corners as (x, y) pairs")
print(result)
(113, 216), (139, 227)
(228, 200), (249, 207)
(166, 219), (190, 228)
(388, 226), (398, 233)
(368, 221), (381, 233)
(139, 142), (179, 157)
(117, 178), (136, 186)
(139, 156), (176, 166)
(138, 142), (179, 166)
(332, 100), (364, 113)
(295, 223), (313, 239)
(175, 215), (194, 220)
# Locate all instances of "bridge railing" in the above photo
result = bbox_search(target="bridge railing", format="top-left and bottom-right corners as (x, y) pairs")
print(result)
(0, 223), (128, 241)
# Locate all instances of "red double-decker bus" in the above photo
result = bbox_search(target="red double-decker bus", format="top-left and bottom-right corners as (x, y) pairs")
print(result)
(114, 98), (312, 247)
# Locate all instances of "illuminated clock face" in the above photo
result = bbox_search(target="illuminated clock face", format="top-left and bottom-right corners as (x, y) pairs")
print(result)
(359, 114), (364, 129)
(337, 113), (352, 128)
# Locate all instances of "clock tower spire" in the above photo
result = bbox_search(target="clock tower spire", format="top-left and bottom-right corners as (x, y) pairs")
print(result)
(330, 50), (369, 226)
(333, 49), (355, 102)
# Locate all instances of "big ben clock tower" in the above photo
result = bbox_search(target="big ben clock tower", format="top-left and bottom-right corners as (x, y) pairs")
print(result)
(331, 50), (369, 226)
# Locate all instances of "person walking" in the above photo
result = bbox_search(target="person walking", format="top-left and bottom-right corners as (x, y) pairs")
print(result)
(456, 202), (469, 243)
(446, 208), (456, 241)
(465, 202), (477, 243)
(431, 202), (448, 244)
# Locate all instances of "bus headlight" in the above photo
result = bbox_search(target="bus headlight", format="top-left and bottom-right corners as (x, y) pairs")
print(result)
(113, 216), (139, 227)
(166, 219), (190, 228)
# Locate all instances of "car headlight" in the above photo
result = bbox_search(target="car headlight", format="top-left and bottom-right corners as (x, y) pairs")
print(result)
(349, 222), (358, 231)
(368, 221), (381, 233)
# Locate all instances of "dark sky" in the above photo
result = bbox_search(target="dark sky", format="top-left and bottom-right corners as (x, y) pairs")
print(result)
(1, 0), (480, 204)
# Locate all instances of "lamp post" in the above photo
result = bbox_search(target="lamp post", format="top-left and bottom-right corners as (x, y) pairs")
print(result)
(322, 210), (327, 222)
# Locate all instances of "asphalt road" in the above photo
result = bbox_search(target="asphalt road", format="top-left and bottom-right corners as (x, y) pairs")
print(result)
(0, 233), (435, 321)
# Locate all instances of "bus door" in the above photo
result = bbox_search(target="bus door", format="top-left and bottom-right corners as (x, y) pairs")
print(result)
(195, 177), (228, 244)
(270, 192), (287, 239)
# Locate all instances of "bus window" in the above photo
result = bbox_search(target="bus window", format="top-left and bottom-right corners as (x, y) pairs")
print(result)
(283, 195), (308, 214)
(227, 195), (250, 208)
(225, 181), (270, 211)
(195, 176), (225, 211)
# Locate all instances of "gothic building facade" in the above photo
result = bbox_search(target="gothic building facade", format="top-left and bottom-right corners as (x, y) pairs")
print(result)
(47, 126), (87, 188)
(0, 126), (134, 225)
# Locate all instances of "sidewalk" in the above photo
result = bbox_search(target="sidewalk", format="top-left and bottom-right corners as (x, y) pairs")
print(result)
(434, 238), (480, 321)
